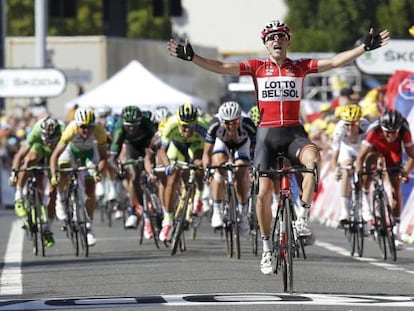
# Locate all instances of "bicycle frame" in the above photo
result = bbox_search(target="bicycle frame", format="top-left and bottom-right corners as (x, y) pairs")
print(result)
(170, 161), (203, 256)
(366, 158), (397, 261)
(16, 166), (48, 257)
(339, 162), (364, 257)
(58, 166), (91, 257)
(256, 159), (317, 294)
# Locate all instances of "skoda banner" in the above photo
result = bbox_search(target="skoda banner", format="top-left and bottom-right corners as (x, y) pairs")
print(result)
(356, 39), (414, 75)
(0, 68), (66, 97)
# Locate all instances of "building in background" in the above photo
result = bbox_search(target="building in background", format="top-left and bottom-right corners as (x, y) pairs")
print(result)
(171, 0), (287, 56)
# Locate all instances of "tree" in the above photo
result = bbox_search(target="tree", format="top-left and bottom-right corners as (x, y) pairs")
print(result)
(6, 0), (171, 39)
(285, 0), (414, 52)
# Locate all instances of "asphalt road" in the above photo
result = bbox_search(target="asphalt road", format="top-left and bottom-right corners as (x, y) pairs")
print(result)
(1, 207), (414, 311)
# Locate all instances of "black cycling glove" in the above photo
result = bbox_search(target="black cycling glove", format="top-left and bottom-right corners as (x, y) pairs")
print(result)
(363, 31), (382, 51)
(176, 41), (195, 61)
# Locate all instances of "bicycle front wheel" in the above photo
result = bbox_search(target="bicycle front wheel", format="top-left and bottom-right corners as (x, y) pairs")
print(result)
(384, 199), (396, 261)
(283, 198), (293, 294)
(171, 188), (191, 256)
(372, 194), (387, 260)
(229, 185), (240, 260)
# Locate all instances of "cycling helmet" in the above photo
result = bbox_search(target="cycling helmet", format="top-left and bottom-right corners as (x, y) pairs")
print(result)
(248, 105), (260, 126)
(142, 110), (153, 121)
(121, 106), (142, 124)
(340, 104), (362, 123)
(40, 116), (61, 142)
(380, 109), (403, 132)
(154, 106), (172, 123)
(218, 101), (242, 121)
(261, 20), (291, 42)
(177, 103), (198, 125)
(74, 108), (96, 126)
(96, 105), (112, 118)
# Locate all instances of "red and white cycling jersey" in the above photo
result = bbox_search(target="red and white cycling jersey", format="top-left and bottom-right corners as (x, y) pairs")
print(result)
(363, 121), (413, 167)
(239, 58), (318, 127)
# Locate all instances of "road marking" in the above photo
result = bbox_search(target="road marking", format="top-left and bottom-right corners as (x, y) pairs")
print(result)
(315, 240), (414, 274)
(0, 220), (24, 295)
(1, 293), (414, 310)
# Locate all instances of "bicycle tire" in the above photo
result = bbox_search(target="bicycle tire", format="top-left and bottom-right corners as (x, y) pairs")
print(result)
(248, 187), (258, 256)
(74, 189), (89, 257)
(147, 191), (161, 249)
(223, 200), (233, 258)
(283, 198), (293, 294)
(76, 198), (89, 258)
(373, 193), (387, 260)
(68, 193), (80, 257)
(229, 185), (240, 260)
(30, 205), (39, 256)
(384, 200), (396, 261)
(35, 190), (47, 257)
(171, 188), (191, 256)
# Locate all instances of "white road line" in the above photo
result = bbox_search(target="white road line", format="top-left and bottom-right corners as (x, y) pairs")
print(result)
(315, 240), (414, 274)
(0, 220), (24, 295)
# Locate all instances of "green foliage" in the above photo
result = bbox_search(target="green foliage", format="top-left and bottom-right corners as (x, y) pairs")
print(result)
(285, 0), (414, 52)
(6, 0), (171, 38)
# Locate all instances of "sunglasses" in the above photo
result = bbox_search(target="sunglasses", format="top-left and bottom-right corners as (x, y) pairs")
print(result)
(265, 32), (290, 42)
(79, 124), (93, 130)
(224, 119), (240, 126)
(41, 135), (59, 144)
(180, 123), (196, 130)
(343, 121), (358, 127)
(124, 122), (141, 127)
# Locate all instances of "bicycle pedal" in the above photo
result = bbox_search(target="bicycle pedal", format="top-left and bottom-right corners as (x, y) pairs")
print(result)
(61, 225), (67, 232)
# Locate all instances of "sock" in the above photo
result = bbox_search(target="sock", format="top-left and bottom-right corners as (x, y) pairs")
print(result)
(262, 236), (271, 252)
(213, 200), (223, 214)
(15, 187), (23, 201)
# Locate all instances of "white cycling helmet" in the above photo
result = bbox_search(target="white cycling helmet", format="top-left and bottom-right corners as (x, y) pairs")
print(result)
(261, 20), (291, 42)
(153, 106), (171, 123)
(218, 101), (242, 121)
(74, 107), (96, 126)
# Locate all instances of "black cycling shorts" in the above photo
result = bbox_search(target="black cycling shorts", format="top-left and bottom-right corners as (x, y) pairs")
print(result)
(253, 125), (314, 169)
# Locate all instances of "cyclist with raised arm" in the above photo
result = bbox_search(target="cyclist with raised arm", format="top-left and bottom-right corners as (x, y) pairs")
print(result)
(355, 109), (414, 250)
(167, 20), (390, 274)
(202, 101), (256, 237)
(50, 108), (108, 247)
(108, 106), (158, 239)
(157, 103), (208, 242)
(330, 104), (370, 226)
(10, 116), (65, 247)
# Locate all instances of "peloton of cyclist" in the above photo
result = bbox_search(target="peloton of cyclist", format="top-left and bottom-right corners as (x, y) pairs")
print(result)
(157, 103), (208, 242)
(50, 108), (108, 247)
(109, 105), (158, 239)
(355, 109), (414, 250)
(202, 101), (256, 237)
(330, 104), (370, 226)
(167, 19), (390, 274)
(10, 116), (65, 247)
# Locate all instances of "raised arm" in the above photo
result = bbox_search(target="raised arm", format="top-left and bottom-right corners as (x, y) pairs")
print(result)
(167, 38), (240, 76)
(318, 28), (390, 73)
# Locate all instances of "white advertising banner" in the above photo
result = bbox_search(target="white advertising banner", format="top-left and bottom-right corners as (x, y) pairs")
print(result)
(356, 39), (414, 75)
(0, 68), (66, 97)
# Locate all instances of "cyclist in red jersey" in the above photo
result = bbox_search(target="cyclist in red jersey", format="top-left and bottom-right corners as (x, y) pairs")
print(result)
(167, 20), (390, 275)
(355, 109), (414, 250)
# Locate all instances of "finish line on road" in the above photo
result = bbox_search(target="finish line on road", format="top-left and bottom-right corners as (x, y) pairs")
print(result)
(1, 293), (414, 310)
